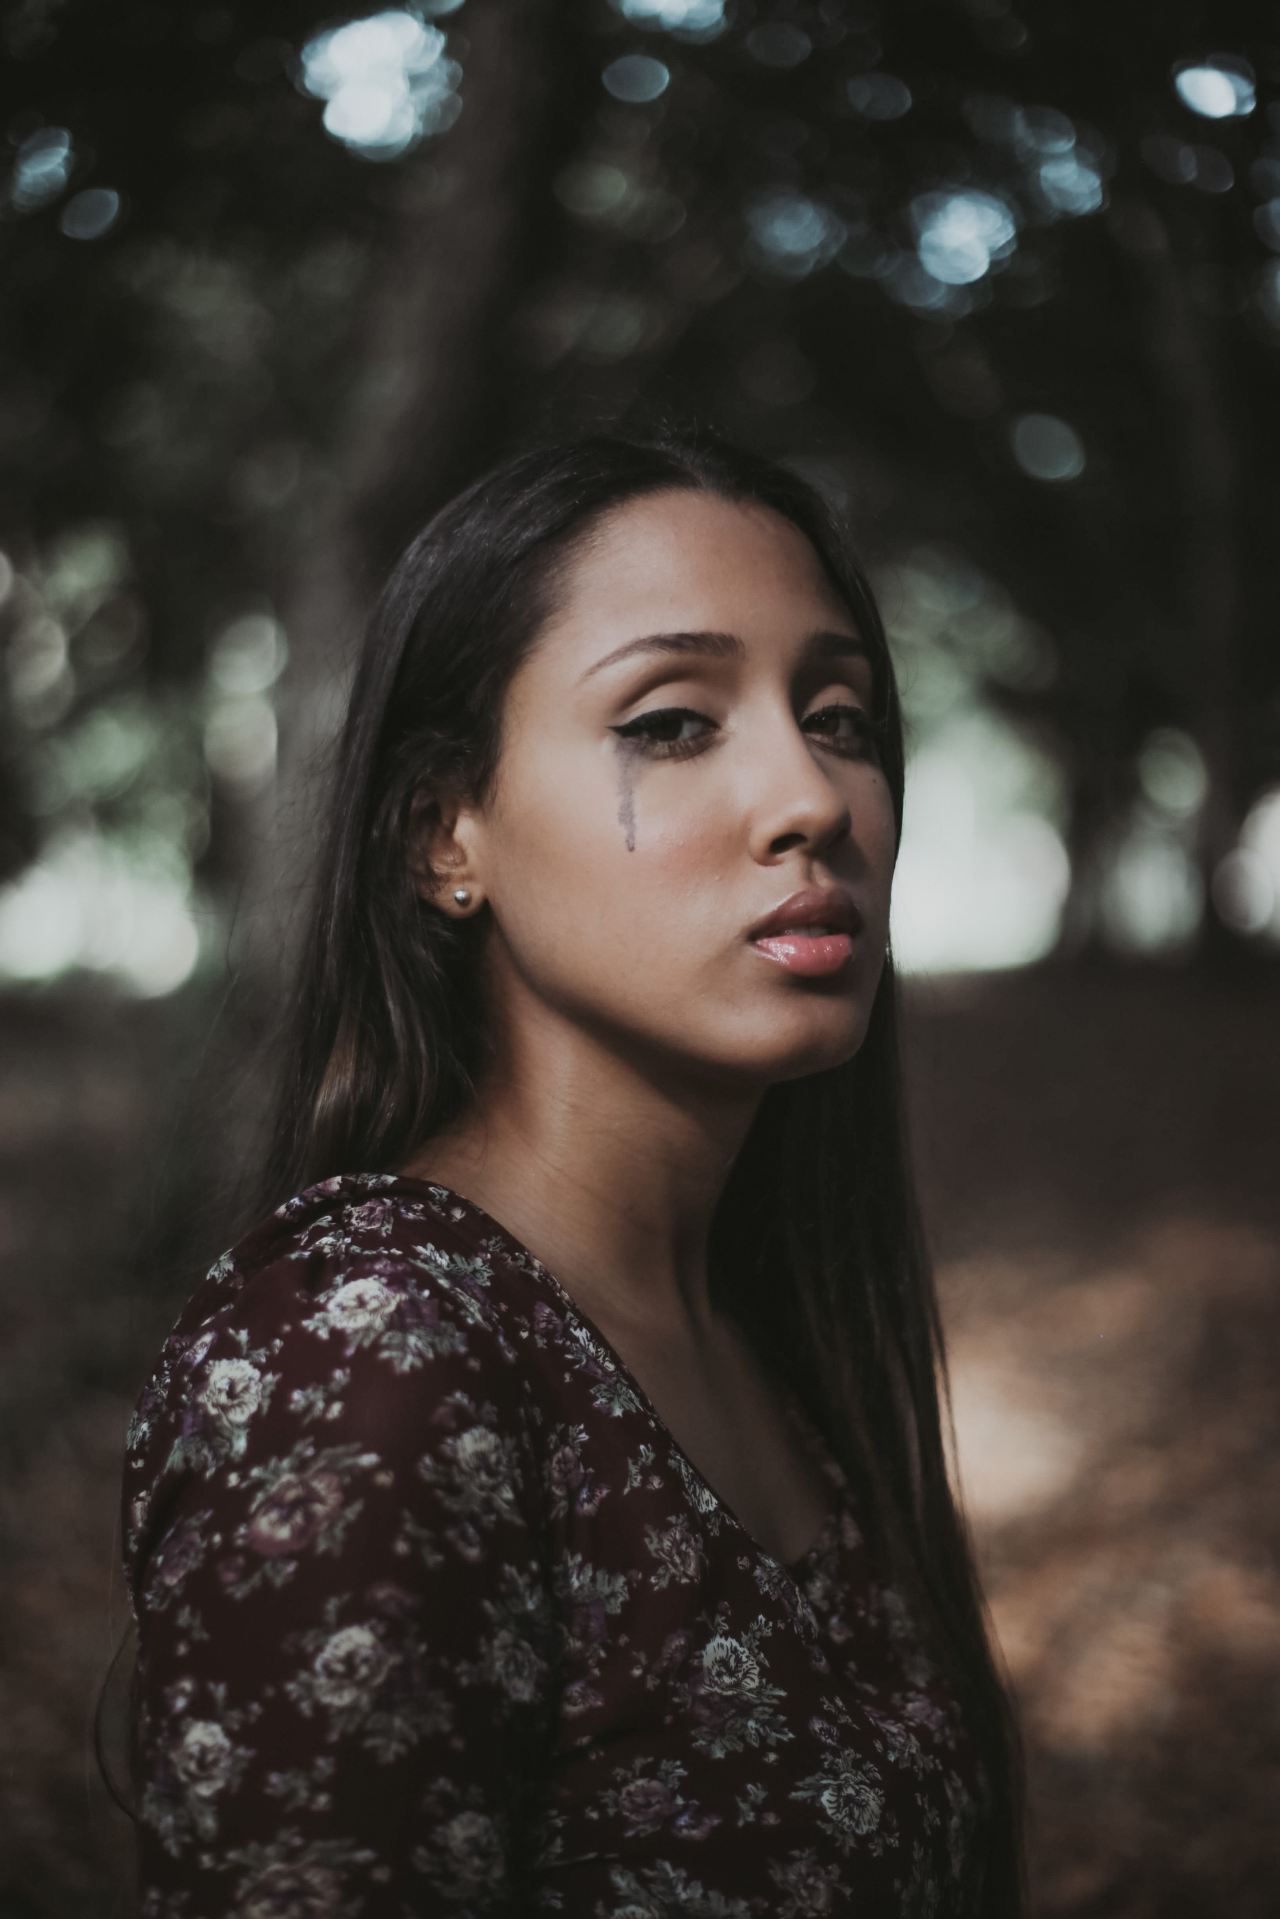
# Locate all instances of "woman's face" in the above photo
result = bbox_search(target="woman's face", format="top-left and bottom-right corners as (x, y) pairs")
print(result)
(447, 488), (898, 1090)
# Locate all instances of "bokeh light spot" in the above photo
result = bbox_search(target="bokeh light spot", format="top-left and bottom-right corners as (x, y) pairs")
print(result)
(846, 72), (912, 121)
(59, 187), (122, 240)
(892, 714), (1071, 974)
(300, 9), (461, 160)
(1010, 413), (1085, 482)
(1038, 153), (1105, 216)
(0, 831), (204, 996)
(1100, 828), (1203, 953)
(1011, 103), (1077, 155)
(1137, 729), (1208, 818)
(602, 54), (670, 103)
(208, 613), (288, 696)
(912, 188), (1018, 285)
(887, 254), (973, 316)
(1172, 58), (1255, 120)
(553, 160), (632, 219)
(10, 126), (73, 210)
(746, 191), (845, 277)
(1222, 785), (1280, 944)
(203, 695), (278, 797)
(610, 0), (727, 36)
(1211, 849), (1273, 935)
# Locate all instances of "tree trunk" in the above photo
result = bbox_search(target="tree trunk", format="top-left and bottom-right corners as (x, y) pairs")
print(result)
(232, 0), (578, 996)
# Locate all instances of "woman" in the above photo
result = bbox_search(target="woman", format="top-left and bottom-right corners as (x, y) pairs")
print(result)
(117, 420), (1027, 1915)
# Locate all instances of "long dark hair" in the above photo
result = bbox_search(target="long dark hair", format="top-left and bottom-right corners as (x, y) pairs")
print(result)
(105, 415), (1028, 1912)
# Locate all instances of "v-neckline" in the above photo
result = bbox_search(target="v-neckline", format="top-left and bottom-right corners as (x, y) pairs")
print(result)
(377, 1172), (848, 1580)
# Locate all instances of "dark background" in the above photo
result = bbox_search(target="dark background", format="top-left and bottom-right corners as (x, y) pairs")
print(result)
(1, 2), (1278, 1912)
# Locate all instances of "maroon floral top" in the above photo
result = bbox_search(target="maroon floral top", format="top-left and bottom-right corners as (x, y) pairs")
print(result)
(122, 1170), (988, 1917)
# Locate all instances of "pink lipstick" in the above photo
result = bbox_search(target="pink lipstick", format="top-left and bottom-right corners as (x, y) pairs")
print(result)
(745, 883), (861, 976)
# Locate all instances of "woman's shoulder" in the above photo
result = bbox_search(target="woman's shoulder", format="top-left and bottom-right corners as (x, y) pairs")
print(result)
(121, 1172), (552, 1596)
(133, 1170), (540, 1390)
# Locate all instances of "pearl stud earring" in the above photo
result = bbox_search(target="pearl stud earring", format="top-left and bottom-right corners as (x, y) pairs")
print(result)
(452, 888), (471, 907)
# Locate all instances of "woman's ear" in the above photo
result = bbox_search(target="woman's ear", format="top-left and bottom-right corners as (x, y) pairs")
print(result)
(406, 784), (474, 905)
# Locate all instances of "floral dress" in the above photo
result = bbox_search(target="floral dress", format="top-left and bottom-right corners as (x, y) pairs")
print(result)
(122, 1171), (988, 1917)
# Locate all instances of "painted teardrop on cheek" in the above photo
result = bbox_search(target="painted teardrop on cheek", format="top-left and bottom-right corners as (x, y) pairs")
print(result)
(613, 739), (640, 853)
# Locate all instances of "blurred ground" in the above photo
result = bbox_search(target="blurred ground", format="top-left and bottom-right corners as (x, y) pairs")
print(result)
(907, 961), (1280, 1918)
(1, 960), (1276, 1916)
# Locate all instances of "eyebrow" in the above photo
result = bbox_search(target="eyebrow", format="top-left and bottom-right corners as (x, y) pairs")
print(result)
(578, 627), (873, 685)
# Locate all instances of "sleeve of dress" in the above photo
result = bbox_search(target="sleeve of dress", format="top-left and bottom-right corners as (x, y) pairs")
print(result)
(123, 1239), (560, 1918)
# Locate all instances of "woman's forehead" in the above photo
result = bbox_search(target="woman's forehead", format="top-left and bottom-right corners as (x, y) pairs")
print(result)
(541, 491), (860, 677)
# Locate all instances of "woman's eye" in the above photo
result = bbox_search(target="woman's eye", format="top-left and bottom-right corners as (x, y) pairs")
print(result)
(611, 703), (879, 762)
(808, 703), (880, 753)
(612, 707), (712, 757)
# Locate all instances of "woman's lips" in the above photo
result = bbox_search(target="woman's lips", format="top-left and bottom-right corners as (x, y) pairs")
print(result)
(748, 930), (856, 977)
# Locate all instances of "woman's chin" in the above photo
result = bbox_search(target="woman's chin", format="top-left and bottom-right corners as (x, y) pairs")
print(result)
(737, 1018), (868, 1085)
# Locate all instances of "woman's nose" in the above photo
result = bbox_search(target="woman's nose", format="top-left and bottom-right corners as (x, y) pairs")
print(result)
(747, 727), (855, 859)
